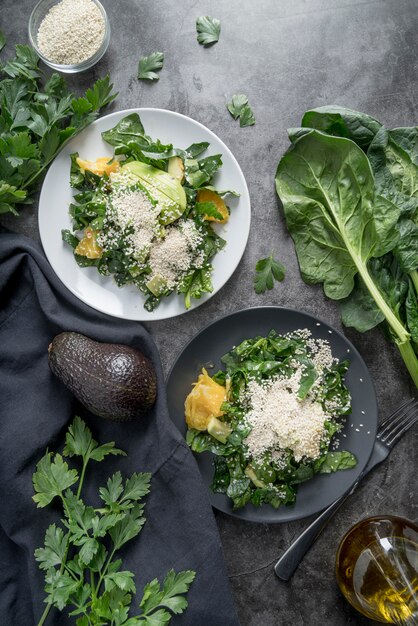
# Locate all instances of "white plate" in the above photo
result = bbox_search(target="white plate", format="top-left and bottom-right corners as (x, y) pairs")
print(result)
(39, 108), (251, 321)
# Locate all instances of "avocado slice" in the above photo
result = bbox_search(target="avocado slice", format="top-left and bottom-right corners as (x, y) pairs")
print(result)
(244, 466), (267, 489)
(146, 274), (167, 297)
(207, 416), (232, 444)
(122, 161), (187, 225)
(168, 156), (185, 183)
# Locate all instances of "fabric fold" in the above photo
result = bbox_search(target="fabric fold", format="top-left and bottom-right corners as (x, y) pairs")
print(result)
(0, 231), (240, 626)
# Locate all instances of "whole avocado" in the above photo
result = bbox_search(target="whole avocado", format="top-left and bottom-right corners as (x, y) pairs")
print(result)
(48, 332), (157, 421)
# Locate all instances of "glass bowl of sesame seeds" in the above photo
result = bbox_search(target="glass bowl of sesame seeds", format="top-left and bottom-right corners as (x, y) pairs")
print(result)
(29, 0), (110, 73)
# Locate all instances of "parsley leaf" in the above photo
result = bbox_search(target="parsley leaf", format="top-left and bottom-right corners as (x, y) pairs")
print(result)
(35, 524), (68, 570)
(138, 52), (165, 81)
(139, 569), (196, 616)
(196, 16), (221, 46)
(109, 504), (147, 549)
(227, 94), (256, 127)
(32, 452), (78, 507)
(254, 254), (286, 294)
(239, 104), (256, 127)
(0, 30), (5, 53)
(63, 415), (125, 463)
(45, 570), (80, 611)
(227, 94), (248, 120)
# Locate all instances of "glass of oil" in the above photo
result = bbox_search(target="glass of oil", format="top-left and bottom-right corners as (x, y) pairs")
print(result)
(336, 516), (418, 624)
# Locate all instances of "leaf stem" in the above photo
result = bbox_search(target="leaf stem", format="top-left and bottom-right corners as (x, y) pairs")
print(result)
(397, 340), (418, 389)
(96, 546), (117, 594)
(410, 270), (418, 296)
(36, 459), (89, 626)
(358, 261), (410, 343)
(90, 570), (96, 601)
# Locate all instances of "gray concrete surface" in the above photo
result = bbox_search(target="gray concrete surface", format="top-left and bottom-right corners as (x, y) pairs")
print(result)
(1, 0), (417, 624)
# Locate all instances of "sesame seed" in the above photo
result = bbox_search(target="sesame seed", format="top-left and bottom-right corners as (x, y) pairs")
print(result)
(37, 0), (105, 65)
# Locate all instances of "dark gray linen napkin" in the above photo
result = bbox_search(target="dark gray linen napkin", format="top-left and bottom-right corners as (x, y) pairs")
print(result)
(0, 231), (240, 626)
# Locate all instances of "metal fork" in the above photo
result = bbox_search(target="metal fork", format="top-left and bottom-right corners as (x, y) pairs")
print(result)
(274, 398), (418, 581)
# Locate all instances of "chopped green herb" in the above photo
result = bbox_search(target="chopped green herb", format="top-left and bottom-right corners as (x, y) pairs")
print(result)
(196, 16), (221, 46)
(254, 254), (285, 294)
(137, 51), (165, 81)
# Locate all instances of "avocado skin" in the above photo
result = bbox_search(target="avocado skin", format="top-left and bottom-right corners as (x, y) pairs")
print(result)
(48, 332), (157, 421)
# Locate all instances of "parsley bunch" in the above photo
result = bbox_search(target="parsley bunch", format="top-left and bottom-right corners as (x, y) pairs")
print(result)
(33, 417), (195, 626)
(0, 37), (117, 216)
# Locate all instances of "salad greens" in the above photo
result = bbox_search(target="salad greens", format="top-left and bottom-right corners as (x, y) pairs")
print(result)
(186, 331), (355, 510)
(276, 106), (418, 388)
(62, 113), (237, 311)
(0, 37), (117, 216)
(254, 254), (285, 294)
(227, 94), (256, 127)
(196, 16), (221, 47)
(137, 52), (164, 81)
(34, 417), (195, 626)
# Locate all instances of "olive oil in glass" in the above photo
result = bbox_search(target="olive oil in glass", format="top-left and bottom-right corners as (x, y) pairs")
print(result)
(336, 516), (418, 625)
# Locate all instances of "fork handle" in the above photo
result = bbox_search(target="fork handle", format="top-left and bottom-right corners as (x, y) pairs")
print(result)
(274, 486), (356, 580)
(274, 444), (386, 581)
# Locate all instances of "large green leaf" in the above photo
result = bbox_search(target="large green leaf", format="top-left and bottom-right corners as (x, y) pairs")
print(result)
(276, 130), (398, 300)
(368, 127), (418, 272)
(368, 126), (418, 200)
(299, 105), (382, 149)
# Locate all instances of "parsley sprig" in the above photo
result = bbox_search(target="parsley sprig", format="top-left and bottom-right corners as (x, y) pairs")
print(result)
(137, 52), (165, 81)
(254, 253), (286, 293)
(33, 417), (195, 626)
(0, 36), (117, 216)
(196, 16), (221, 46)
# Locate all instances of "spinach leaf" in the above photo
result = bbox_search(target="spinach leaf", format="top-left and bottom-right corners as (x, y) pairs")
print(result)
(315, 451), (357, 473)
(299, 105), (382, 149)
(185, 141), (209, 158)
(406, 279), (418, 344)
(196, 16), (221, 46)
(137, 52), (164, 81)
(185, 154), (222, 188)
(101, 113), (146, 146)
(276, 130), (407, 337)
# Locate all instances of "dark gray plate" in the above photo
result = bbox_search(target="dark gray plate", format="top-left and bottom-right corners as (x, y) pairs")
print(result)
(166, 306), (377, 523)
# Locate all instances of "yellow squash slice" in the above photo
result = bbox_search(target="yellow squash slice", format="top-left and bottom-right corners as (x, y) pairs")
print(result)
(185, 368), (227, 430)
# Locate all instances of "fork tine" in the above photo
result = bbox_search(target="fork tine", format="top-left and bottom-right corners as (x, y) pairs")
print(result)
(384, 412), (418, 447)
(379, 403), (418, 445)
(377, 399), (418, 439)
(377, 398), (416, 433)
